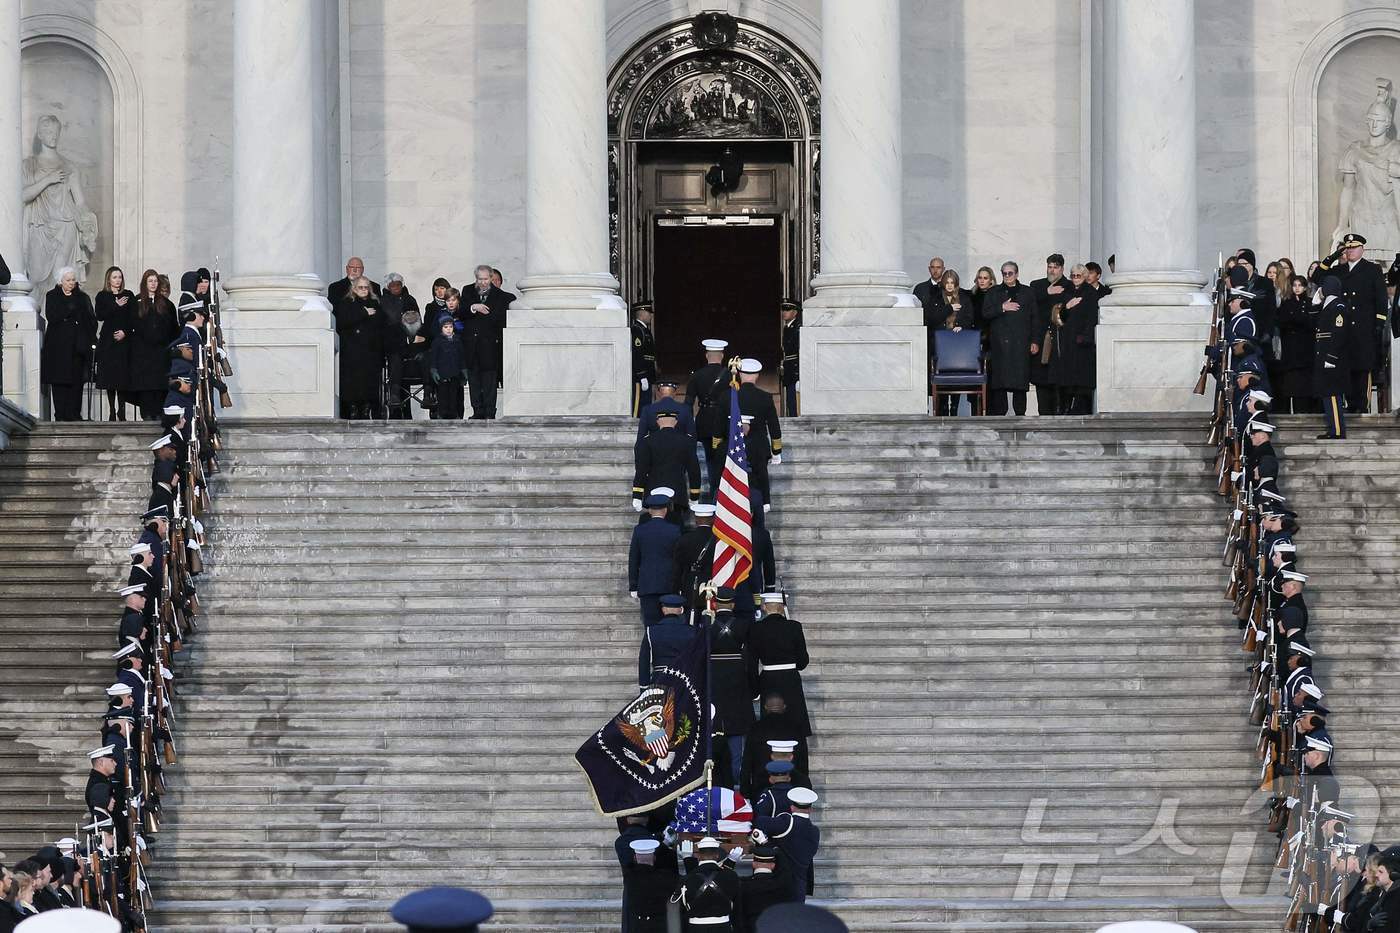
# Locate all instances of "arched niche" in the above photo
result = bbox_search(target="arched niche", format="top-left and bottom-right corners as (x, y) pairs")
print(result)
(21, 15), (142, 287)
(1290, 11), (1400, 261)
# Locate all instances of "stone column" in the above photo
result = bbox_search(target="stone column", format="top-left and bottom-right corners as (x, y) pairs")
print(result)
(0, 0), (41, 415)
(503, 0), (629, 415)
(221, 0), (335, 417)
(1096, 0), (1211, 412)
(800, 0), (926, 415)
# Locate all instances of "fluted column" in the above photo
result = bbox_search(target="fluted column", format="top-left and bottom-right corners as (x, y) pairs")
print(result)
(799, 0), (925, 414)
(221, 0), (334, 417)
(0, 0), (41, 414)
(504, 0), (629, 414)
(1096, 0), (1211, 412)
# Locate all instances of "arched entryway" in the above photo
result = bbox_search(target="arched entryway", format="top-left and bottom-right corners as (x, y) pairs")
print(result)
(607, 13), (820, 382)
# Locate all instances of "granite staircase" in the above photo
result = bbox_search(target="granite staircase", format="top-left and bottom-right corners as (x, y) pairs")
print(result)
(2, 415), (1398, 931)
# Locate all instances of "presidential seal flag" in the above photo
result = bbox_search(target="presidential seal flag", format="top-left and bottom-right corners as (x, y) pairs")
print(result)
(574, 625), (710, 817)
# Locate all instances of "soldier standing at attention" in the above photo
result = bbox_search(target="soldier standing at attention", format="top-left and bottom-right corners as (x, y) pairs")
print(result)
(632, 301), (658, 417)
(632, 409), (702, 522)
(737, 359), (782, 512)
(1311, 275), (1351, 439)
(687, 339), (732, 495)
(779, 301), (800, 416)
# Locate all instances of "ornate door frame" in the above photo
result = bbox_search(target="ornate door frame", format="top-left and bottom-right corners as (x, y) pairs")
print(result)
(607, 13), (821, 305)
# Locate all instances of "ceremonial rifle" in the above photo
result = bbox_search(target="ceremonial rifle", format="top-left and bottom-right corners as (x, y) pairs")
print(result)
(1196, 252), (1227, 398)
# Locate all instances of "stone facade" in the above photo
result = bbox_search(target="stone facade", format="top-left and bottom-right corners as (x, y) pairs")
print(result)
(2, 0), (1398, 415)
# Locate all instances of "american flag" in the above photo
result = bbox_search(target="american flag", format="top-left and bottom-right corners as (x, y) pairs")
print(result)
(711, 378), (752, 589)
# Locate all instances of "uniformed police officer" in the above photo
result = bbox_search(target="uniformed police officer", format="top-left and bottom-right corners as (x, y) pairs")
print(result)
(752, 787), (820, 903)
(1311, 275), (1351, 438)
(632, 410), (702, 521)
(632, 302), (658, 417)
(779, 301), (800, 416)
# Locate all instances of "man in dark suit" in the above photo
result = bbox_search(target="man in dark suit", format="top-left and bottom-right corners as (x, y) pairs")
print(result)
(1029, 253), (1069, 416)
(327, 256), (381, 306)
(463, 264), (510, 419)
(912, 257), (945, 311)
(980, 261), (1040, 416)
(490, 268), (516, 389)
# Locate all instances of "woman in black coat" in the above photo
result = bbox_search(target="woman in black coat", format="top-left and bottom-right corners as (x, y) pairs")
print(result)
(334, 277), (391, 419)
(94, 265), (135, 420)
(126, 268), (180, 419)
(1046, 265), (1099, 415)
(1273, 274), (1317, 414)
(40, 267), (97, 421)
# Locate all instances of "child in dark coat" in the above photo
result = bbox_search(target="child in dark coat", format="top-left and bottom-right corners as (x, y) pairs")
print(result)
(430, 316), (468, 420)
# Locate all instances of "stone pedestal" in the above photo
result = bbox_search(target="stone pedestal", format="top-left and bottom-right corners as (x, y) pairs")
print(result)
(220, 277), (336, 418)
(800, 0), (926, 415)
(503, 0), (628, 415)
(0, 0), (38, 417)
(1095, 278), (1212, 413)
(1, 296), (41, 416)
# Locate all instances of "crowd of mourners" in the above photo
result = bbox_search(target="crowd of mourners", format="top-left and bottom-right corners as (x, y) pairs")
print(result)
(2, 267), (222, 933)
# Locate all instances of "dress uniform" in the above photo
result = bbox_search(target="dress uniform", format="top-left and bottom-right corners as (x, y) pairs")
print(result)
(674, 506), (717, 611)
(632, 411), (702, 519)
(640, 595), (695, 686)
(1312, 233), (1387, 412)
(737, 361), (782, 509)
(632, 304), (658, 417)
(779, 302), (800, 416)
(738, 843), (796, 932)
(711, 589), (757, 785)
(687, 340), (733, 494)
(752, 761), (797, 820)
(745, 598), (812, 737)
(1311, 276), (1351, 438)
(616, 834), (679, 933)
(638, 387), (696, 441)
(629, 497), (682, 625)
(752, 787), (820, 903)
(742, 712), (811, 799)
(671, 839), (742, 931)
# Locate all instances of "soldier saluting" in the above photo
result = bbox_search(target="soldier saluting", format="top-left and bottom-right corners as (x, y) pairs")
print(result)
(1311, 233), (1387, 413)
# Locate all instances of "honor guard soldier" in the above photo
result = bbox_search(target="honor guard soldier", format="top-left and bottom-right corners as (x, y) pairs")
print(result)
(390, 886), (494, 932)
(629, 494), (681, 626)
(85, 746), (118, 823)
(640, 594), (694, 687)
(737, 359), (782, 511)
(745, 593), (812, 738)
(1310, 275), (1351, 438)
(687, 339), (732, 494)
(617, 835), (678, 933)
(632, 410), (702, 521)
(674, 503), (717, 611)
(1312, 232), (1389, 412)
(752, 786), (820, 904)
(639, 381), (696, 441)
(710, 587), (757, 787)
(779, 301), (801, 416)
(752, 760), (797, 820)
(672, 836), (741, 932)
(632, 301), (658, 417)
(742, 697), (811, 799)
(740, 842), (796, 931)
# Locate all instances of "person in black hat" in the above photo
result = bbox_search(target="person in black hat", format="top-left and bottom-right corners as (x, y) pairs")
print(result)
(632, 410), (702, 521)
(390, 886), (493, 932)
(779, 301), (800, 416)
(687, 339), (733, 494)
(1310, 274), (1351, 438)
(632, 301), (658, 417)
(1312, 233), (1387, 412)
(741, 695), (811, 800)
(1234, 248), (1278, 353)
(739, 842), (795, 932)
(671, 836), (741, 931)
(709, 587), (756, 788)
(616, 828), (677, 933)
(752, 760), (797, 821)
(638, 381), (696, 441)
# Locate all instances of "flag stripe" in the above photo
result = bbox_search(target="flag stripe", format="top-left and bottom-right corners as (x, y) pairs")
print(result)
(711, 382), (753, 589)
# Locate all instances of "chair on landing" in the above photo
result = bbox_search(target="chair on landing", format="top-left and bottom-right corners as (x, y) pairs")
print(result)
(931, 329), (987, 416)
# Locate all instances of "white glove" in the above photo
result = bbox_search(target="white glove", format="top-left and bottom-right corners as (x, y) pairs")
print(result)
(1315, 905), (1329, 916)
(629, 591), (638, 599)
(770, 454), (782, 465)
(728, 846), (744, 863)
(662, 827), (678, 847)
(680, 840), (694, 857)
(750, 829), (768, 845)
(1324, 361), (1336, 369)
(794, 381), (800, 392)
(763, 503), (771, 513)
(640, 378), (649, 391)
(1285, 796), (1300, 809)
(631, 498), (642, 512)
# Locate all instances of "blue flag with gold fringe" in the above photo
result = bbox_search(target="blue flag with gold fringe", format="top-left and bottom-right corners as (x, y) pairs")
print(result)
(575, 625), (710, 817)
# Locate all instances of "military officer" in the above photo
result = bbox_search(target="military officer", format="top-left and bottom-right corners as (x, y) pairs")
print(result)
(616, 831), (678, 933)
(745, 593), (812, 737)
(779, 301), (800, 416)
(85, 746), (118, 824)
(629, 494), (681, 625)
(1312, 234), (1386, 412)
(674, 503), (717, 611)
(671, 836), (742, 931)
(687, 339), (733, 494)
(638, 381), (696, 441)
(711, 587), (757, 787)
(632, 301), (658, 417)
(742, 697), (811, 799)
(1311, 275), (1351, 438)
(737, 359), (782, 511)
(632, 410), (702, 521)
(752, 787), (820, 903)
(739, 842), (795, 932)
(390, 886), (494, 932)
(640, 595), (695, 686)
(752, 760), (797, 820)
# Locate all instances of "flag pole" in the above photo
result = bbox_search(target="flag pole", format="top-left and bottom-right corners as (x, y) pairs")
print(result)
(699, 579), (717, 836)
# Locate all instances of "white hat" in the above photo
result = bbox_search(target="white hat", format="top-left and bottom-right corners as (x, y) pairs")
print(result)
(112, 640), (141, 660)
(740, 414), (753, 424)
(760, 592), (785, 603)
(105, 683), (132, 698)
(16, 908), (122, 933)
(1300, 683), (1324, 699)
(148, 434), (175, 450)
(1288, 641), (1316, 657)
(629, 838), (660, 854)
(162, 405), (185, 416)
(649, 487), (675, 499)
(118, 584), (145, 597)
(1248, 389), (1272, 403)
(695, 836), (722, 850)
(1306, 735), (1333, 753)
(691, 503), (716, 517)
(767, 740), (798, 752)
(129, 543), (151, 556)
(787, 787), (818, 807)
(1094, 924), (1200, 933)
(739, 358), (762, 374)
(1280, 569), (1308, 584)
(701, 339), (728, 351)
(55, 837), (77, 853)
(88, 745), (117, 761)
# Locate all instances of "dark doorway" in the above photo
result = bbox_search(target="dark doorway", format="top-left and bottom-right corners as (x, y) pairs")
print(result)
(652, 220), (783, 387)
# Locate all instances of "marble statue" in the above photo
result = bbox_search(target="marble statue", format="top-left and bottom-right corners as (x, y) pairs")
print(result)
(21, 114), (98, 295)
(1331, 78), (1400, 255)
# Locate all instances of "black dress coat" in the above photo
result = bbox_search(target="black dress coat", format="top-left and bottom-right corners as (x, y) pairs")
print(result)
(1273, 295), (1315, 399)
(1312, 296), (1352, 397)
(94, 288), (136, 390)
(127, 297), (180, 392)
(40, 286), (97, 386)
(1336, 258), (1388, 371)
(335, 294), (392, 403)
(979, 283), (1039, 391)
(744, 614), (811, 736)
(1029, 275), (1071, 386)
(461, 285), (510, 373)
(1047, 282), (1099, 389)
(710, 610), (756, 737)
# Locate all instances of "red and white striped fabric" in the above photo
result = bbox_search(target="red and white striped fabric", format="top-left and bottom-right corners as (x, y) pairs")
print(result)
(711, 383), (752, 589)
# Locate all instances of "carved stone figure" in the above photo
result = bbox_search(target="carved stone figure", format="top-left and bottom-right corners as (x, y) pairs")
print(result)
(1331, 78), (1400, 254)
(22, 115), (98, 296)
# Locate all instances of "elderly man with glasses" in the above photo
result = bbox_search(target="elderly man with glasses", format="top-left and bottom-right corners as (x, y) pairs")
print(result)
(980, 261), (1041, 416)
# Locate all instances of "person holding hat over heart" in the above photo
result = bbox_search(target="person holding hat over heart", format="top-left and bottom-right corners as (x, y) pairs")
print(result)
(615, 829), (677, 933)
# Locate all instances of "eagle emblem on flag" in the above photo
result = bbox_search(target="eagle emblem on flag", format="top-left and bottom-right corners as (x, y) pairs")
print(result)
(617, 686), (693, 773)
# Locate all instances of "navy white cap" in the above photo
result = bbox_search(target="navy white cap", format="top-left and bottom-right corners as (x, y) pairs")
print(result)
(629, 839), (660, 854)
(163, 405), (185, 416)
(701, 339), (728, 351)
(129, 543), (151, 556)
(148, 434), (176, 450)
(89, 745), (117, 760)
(118, 583), (146, 597)
(648, 486), (675, 499)
(695, 836), (722, 850)
(112, 639), (142, 660)
(768, 740), (798, 752)
(760, 592), (785, 603)
(1248, 420), (1275, 434)
(739, 358), (762, 373)
(1300, 683), (1324, 699)
(105, 683), (133, 697)
(691, 503), (716, 517)
(787, 787), (818, 806)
